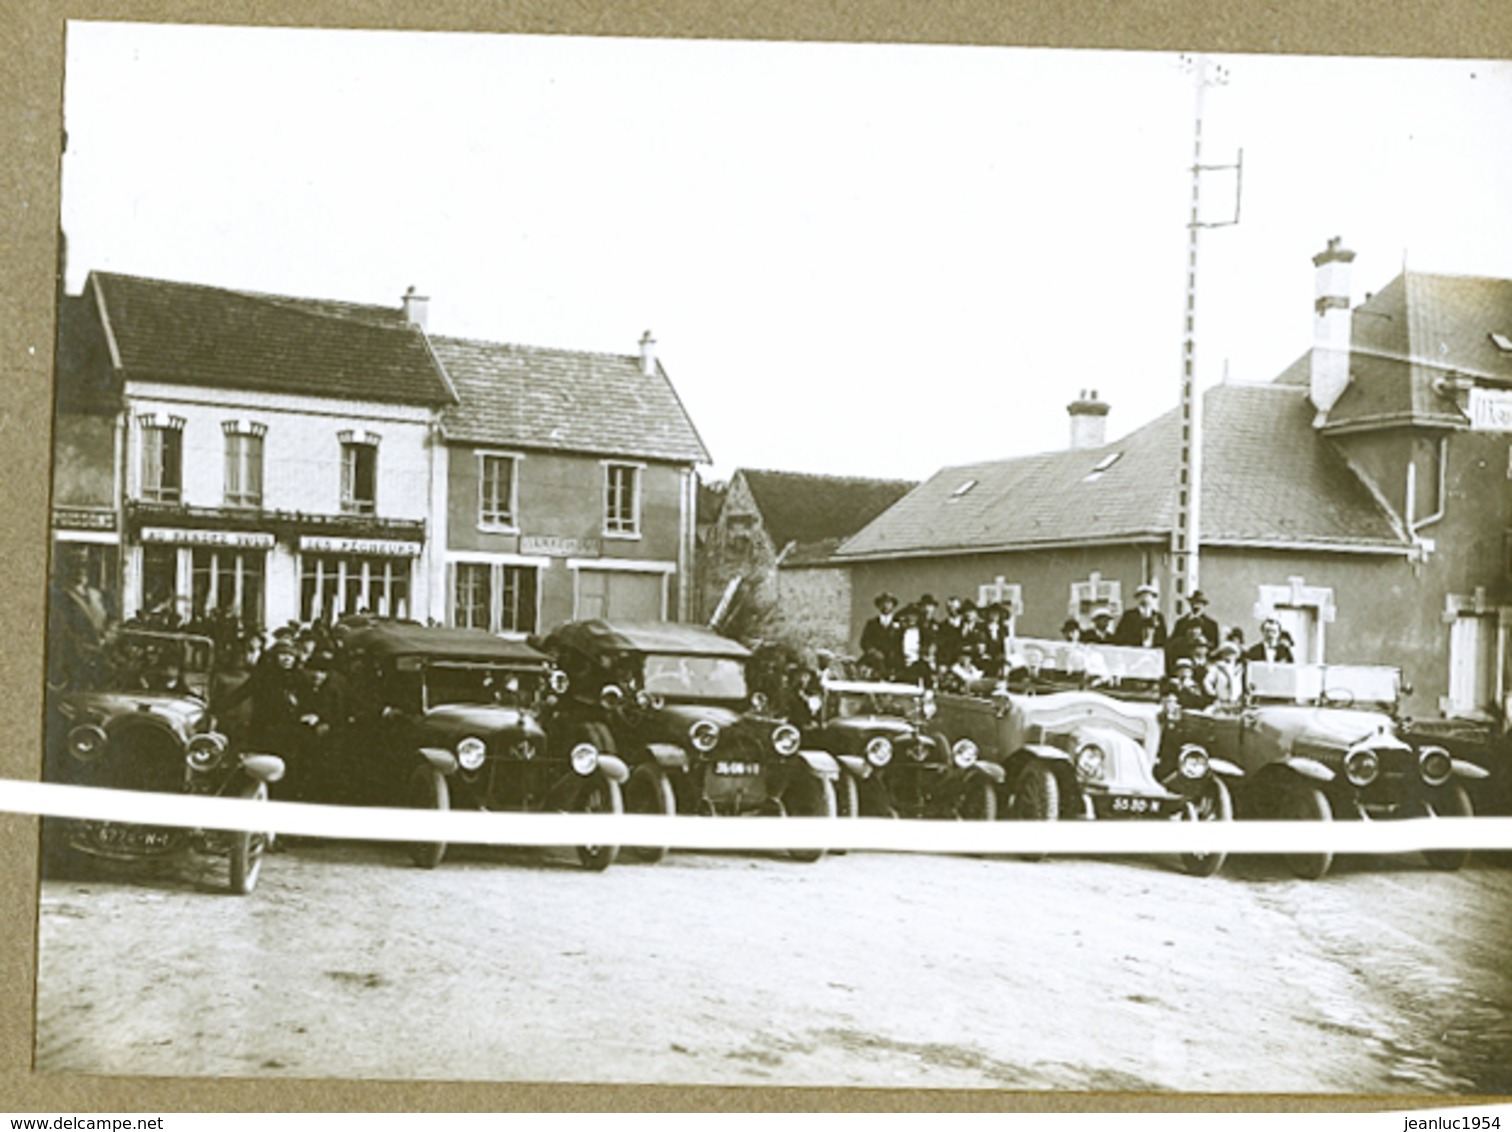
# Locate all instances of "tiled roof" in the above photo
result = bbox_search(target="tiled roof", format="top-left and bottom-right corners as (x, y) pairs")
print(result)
(835, 383), (1408, 560)
(433, 336), (710, 464)
(1285, 271), (1512, 431)
(89, 272), (454, 406)
(734, 468), (917, 559)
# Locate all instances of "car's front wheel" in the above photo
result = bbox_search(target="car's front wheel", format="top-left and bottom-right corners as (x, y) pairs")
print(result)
(1178, 776), (1233, 878)
(1010, 761), (1058, 862)
(1279, 781), (1333, 880)
(624, 764), (676, 864)
(957, 777), (999, 822)
(407, 764), (449, 870)
(783, 772), (837, 863)
(575, 775), (623, 872)
(228, 781), (269, 896)
(1422, 782), (1474, 871)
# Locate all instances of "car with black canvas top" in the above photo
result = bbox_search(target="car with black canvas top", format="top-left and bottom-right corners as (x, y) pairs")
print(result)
(541, 620), (841, 863)
(337, 620), (626, 870)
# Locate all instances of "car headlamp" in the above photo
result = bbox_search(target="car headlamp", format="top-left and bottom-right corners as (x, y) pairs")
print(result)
(750, 691), (770, 714)
(549, 669), (569, 695)
(1345, 746), (1381, 787)
(689, 720), (720, 753)
(66, 724), (108, 763)
(865, 736), (893, 768)
(951, 738), (979, 769)
(570, 742), (600, 776)
(1418, 745), (1452, 787)
(456, 736), (487, 772)
(772, 724), (801, 757)
(1076, 742), (1107, 781)
(599, 684), (625, 711)
(1177, 745), (1210, 780)
(185, 732), (227, 772)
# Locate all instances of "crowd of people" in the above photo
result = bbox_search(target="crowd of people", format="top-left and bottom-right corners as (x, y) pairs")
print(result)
(850, 586), (1297, 707)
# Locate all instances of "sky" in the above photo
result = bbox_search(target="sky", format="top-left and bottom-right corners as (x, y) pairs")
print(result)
(59, 23), (1512, 483)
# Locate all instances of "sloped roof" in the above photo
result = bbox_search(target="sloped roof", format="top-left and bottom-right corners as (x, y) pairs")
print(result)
(835, 383), (1408, 560)
(432, 337), (710, 464)
(88, 272), (455, 406)
(736, 468), (917, 553)
(1284, 271), (1512, 431)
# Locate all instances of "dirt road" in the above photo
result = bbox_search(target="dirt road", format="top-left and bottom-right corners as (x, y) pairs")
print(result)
(33, 843), (1512, 1095)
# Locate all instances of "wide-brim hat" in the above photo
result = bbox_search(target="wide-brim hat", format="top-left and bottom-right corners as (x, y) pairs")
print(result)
(1213, 642), (1241, 660)
(1135, 583), (1159, 598)
(875, 592), (899, 610)
(1091, 607), (1114, 622)
(1189, 590), (1209, 605)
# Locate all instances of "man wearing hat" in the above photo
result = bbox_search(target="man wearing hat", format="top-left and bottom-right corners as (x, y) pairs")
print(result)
(1086, 607), (1117, 644)
(1114, 583), (1168, 648)
(1171, 591), (1219, 661)
(859, 591), (904, 678)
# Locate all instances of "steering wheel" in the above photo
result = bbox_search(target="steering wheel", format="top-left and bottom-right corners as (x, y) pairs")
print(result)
(1319, 687), (1355, 708)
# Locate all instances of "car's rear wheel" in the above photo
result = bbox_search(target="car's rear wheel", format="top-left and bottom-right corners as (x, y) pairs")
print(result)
(1422, 782), (1473, 871)
(407, 764), (449, 870)
(228, 781), (268, 896)
(1279, 781), (1333, 880)
(1178, 776), (1233, 878)
(624, 764), (676, 864)
(957, 778), (999, 822)
(575, 775), (623, 872)
(783, 772), (837, 863)
(1011, 761), (1058, 862)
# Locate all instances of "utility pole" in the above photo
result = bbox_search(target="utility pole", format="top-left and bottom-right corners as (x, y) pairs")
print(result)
(1171, 54), (1241, 617)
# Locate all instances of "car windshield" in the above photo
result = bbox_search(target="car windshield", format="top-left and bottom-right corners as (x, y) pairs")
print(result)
(423, 663), (540, 709)
(1246, 662), (1401, 707)
(641, 654), (748, 700)
(830, 690), (924, 720)
(107, 631), (214, 699)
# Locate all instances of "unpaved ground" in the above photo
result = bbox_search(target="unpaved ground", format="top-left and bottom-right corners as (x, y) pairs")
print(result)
(33, 842), (1512, 1095)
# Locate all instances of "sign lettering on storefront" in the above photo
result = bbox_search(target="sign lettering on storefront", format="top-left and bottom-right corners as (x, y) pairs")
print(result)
(140, 527), (275, 549)
(299, 535), (422, 557)
(521, 535), (601, 558)
(1469, 387), (1512, 432)
(52, 507), (117, 532)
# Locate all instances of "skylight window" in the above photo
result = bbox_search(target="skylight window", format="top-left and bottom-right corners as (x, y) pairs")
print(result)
(1490, 331), (1512, 353)
(1082, 451), (1124, 482)
(949, 479), (977, 499)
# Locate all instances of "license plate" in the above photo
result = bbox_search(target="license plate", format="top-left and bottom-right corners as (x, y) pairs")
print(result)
(1109, 796), (1162, 816)
(80, 823), (180, 854)
(712, 760), (762, 777)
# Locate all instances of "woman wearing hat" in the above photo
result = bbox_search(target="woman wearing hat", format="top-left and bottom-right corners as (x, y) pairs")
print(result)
(1203, 641), (1245, 706)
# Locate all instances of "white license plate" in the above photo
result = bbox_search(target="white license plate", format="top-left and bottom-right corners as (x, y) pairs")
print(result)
(712, 761), (762, 777)
(1110, 796), (1161, 815)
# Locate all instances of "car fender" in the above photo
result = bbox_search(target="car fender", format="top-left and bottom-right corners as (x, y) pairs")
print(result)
(966, 760), (1006, 786)
(239, 753), (286, 784)
(835, 754), (872, 780)
(1281, 756), (1334, 783)
(1450, 758), (1490, 781)
(645, 743), (690, 771)
(1020, 743), (1072, 765)
(419, 746), (459, 775)
(796, 749), (840, 780)
(596, 754), (630, 784)
(1208, 757), (1244, 779)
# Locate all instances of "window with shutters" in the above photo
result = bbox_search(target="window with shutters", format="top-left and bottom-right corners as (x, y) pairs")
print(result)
(339, 431), (379, 515)
(139, 415), (185, 503)
(223, 421), (266, 508)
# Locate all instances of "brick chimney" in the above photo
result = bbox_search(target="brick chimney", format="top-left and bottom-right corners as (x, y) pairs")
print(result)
(1067, 389), (1111, 449)
(1309, 237), (1355, 413)
(402, 285), (430, 331)
(639, 330), (657, 377)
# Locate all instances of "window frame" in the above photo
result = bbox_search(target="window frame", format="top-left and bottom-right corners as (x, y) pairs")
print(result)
(339, 431), (380, 516)
(476, 450), (522, 532)
(602, 461), (644, 539)
(222, 420), (266, 509)
(138, 414), (185, 503)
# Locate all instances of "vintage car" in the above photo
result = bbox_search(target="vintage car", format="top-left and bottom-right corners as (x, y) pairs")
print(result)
(804, 680), (1003, 822)
(541, 620), (840, 863)
(1168, 661), (1488, 879)
(338, 621), (627, 871)
(935, 681), (1240, 877)
(43, 630), (283, 895)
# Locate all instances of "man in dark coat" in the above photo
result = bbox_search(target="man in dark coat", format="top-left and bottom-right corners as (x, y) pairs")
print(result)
(1244, 618), (1296, 665)
(298, 649), (353, 803)
(218, 640), (309, 799)
(1170, 591), (1219, 660)
(1114, 584), (1168, 649)
(859, 592), (904, 678)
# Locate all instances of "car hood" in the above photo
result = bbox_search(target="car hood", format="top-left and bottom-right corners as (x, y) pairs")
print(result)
(422, 703), (546, 742)
(1250, 706), (1402, 759)
(823, 716), (919, 742)
(64, 691), (211, 736)
(654, 702), (744, 732)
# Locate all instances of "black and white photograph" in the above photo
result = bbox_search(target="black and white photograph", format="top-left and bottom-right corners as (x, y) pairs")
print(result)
(21, 17), (1512, 1098)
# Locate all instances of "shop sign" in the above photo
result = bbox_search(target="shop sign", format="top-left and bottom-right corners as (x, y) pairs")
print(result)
(299, 535), (422, 557)
(1469, 387), (1512, 432)
(53, 507), (117, 532)
(141, 527), (275, 550)
(521, 535), (601, 558)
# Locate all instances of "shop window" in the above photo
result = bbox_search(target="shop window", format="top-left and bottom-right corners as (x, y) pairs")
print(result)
(454, 563), (492, 630)
(190, 547), (264, 628)
(301, 553), (410, 623)
(223, 421), (266, 508)
(139, 415), (184, 503)
(450, 562), (539, 634)
(604, 463), (641, 537)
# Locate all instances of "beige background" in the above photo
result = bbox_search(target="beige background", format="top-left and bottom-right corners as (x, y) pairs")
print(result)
(4, 1), (1511, 1112)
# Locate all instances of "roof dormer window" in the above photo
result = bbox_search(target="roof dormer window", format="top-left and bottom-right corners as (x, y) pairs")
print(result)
(949, 479), (977, 499)
(1082, 451), (1124, 482)
(1490, 331), (1512, 353)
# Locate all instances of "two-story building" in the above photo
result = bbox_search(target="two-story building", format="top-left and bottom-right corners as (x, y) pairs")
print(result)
(429, 332), (710, 634)
(55, 272), (456, 630)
